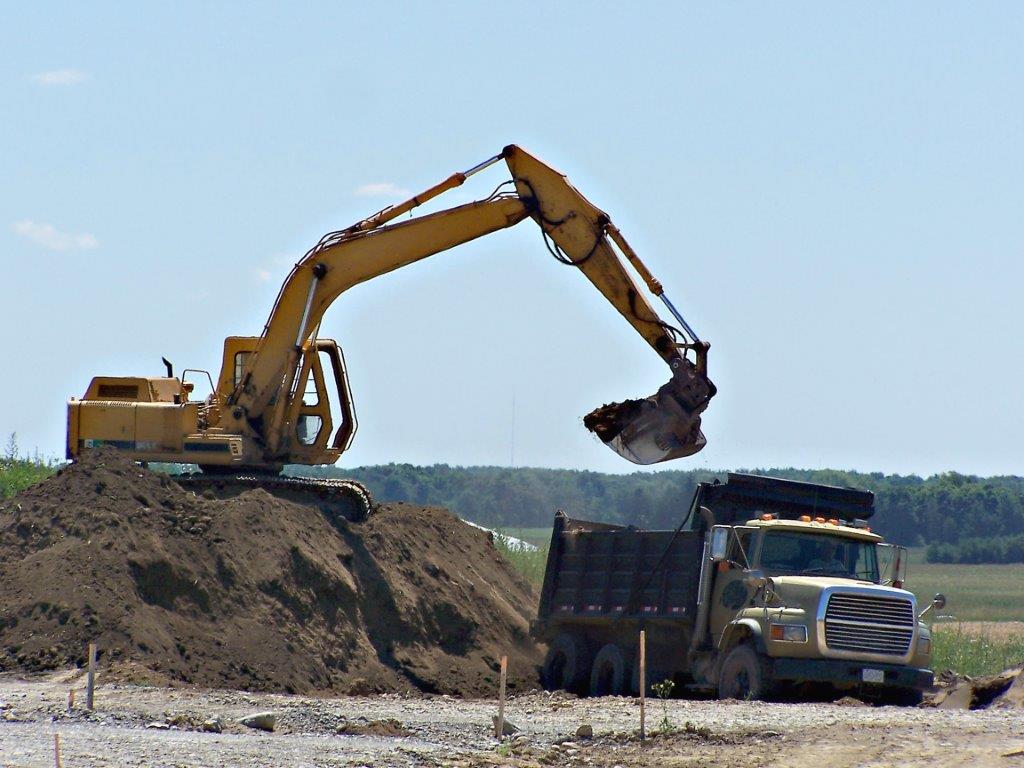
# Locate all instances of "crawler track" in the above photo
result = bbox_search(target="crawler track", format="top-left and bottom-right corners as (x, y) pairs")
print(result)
(176, 473), (374, 523)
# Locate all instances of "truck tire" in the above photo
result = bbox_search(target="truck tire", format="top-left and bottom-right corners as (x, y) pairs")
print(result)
(542, 634), (592, 694)
(590, 643), (631, 697)
(717, 644), (773, 701)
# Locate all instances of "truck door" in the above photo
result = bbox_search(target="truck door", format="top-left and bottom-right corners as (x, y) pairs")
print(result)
(708, 527), (755, 647)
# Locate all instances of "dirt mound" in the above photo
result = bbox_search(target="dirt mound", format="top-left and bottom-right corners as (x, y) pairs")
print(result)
(925, 666), (1024, 709)
(0, 450), (542, 696)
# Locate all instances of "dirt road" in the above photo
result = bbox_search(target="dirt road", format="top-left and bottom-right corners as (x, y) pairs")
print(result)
(0, 671), (1019, 767)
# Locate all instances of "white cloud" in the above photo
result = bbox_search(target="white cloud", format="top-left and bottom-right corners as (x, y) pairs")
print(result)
(255, 268), (273, 282)
(32, 69), (89, 86)
(354, 182), (410, 198)
(12, 220), (98, 251)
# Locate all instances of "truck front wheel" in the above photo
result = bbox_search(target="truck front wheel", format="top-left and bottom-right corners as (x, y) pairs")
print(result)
(718, 644), (773, 701)
(542, 634), (592, 694)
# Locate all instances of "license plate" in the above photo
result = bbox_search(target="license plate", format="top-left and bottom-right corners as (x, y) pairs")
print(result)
(862, 668), (885, 684)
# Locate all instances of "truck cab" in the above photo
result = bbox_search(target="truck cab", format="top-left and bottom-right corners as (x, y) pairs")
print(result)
(534, 473), (939, 704)
(704, 515), (933, 703)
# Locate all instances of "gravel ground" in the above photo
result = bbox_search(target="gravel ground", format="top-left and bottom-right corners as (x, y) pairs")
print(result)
(0, 670), (1020, 767)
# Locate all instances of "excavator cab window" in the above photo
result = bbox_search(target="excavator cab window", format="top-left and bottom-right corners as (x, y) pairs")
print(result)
(233, 352), (252, 387)
(297, 414), (323, 445)
(181, 369), (215, 403)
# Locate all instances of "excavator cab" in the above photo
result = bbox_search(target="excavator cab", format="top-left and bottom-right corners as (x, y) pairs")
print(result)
(285, 338), (357, 456)
(217, 337), (357, 465)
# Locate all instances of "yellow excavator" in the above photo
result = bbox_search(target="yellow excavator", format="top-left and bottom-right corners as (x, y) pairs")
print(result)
(67, 145), (716, 520)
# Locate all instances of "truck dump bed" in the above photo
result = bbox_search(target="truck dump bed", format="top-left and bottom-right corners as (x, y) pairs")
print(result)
(537, 514), (704, 626)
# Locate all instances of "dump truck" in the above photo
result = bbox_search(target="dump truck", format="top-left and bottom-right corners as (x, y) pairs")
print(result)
(534, 473), (942, 704)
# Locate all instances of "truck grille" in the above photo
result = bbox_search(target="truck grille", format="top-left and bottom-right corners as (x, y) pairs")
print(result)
(824, 593), (915, 657)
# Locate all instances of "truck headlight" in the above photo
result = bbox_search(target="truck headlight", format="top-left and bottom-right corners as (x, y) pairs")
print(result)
(769, 623), (808, 642)
(917, 635), (932, 656)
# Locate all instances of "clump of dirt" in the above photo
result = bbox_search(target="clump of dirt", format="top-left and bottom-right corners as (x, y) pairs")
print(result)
(925, 665), (1024, 710)
(0, 449), (541, 696)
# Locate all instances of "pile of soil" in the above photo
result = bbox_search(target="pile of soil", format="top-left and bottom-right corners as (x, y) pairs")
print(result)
(926, 666), (1024, 709)
(0, 450), (542, 696)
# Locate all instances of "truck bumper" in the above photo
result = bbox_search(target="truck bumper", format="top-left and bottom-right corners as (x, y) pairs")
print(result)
(772, 657), (934, 691)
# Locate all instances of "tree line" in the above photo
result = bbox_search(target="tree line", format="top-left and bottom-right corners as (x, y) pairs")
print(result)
(3, 430), (1020, 562)
(294, 463), (1024, 560)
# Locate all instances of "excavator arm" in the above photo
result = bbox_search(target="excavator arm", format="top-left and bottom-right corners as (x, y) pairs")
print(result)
(506, 147), (715, 463)
(226, 145), (715, 465)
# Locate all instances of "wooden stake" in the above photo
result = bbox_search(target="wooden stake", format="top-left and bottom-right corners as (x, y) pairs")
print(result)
(86, 643), (97, 710)
(495, 654), (508, 739)
(639, 630), (646, 740)
(54, 733), (62, 768)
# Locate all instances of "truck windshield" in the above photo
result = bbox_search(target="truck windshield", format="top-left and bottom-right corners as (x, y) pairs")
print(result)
(759, 531), (879, 582)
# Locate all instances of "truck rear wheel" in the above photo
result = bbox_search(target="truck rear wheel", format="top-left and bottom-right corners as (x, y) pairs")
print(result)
(542, 634), (592, 694)
(718, 644), (773, 701)
(590, 643), (631, 697)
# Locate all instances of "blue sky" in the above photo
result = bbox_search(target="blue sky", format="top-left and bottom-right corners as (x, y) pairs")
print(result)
(2, 3), (1021, 476)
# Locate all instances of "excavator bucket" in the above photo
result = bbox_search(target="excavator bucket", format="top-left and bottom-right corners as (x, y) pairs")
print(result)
(584, 356), (715, 465)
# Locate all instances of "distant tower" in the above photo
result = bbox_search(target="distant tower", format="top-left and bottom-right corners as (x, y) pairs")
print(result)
(510, 394), (516, 468)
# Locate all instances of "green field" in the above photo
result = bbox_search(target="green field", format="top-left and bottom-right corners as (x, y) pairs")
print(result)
(907, 561), (1024, 623)
(905, 552), (1024, 675)
(496, 527), (552, 548)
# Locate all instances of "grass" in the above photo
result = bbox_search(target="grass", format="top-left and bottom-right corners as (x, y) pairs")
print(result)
(494, 537), (549, 589)
(0, 434), (59, 499)
(931, 623), (1024, 677)
(494, 527), (552, 548)
(906, 556), (1024, 674)
(493, 526), (551, 589)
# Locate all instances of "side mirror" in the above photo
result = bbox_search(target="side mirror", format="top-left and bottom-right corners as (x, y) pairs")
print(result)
(710, 526), (729, 562)
(919, 592), (947, 620)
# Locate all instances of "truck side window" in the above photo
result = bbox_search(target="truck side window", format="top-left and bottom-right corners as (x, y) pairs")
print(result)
(730, 529), (753, 567)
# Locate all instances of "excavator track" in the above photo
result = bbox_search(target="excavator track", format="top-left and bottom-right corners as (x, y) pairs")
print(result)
(175, 473), (374, 524)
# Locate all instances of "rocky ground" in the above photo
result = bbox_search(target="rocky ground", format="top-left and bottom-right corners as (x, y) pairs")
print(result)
(0, 670), (1021, 768)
